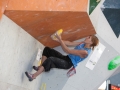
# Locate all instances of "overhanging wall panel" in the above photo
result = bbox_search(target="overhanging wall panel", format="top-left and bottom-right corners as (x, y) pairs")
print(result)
(5, 11), (95, 47)
(6, 0), (88, 11)
(4, 0), (96, 47)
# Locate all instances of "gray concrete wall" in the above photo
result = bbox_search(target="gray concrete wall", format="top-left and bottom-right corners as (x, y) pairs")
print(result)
(89, 0), (120, 89)
(108, 72), (120, 86)
(0, 15), (44, 90)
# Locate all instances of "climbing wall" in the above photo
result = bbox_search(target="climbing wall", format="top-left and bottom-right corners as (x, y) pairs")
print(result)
(0, 5), (120, 90)
(89, 0), (120, 89)
(0, 0), (9, 19)
(101, 0), (120, 38)
(39, 35), (119, 90)
(90, 0), (120, 54)
(0, 82), (29, 90)
(4, 0), (96, 48)
(89, 0), (101, 15)
(0, 15), (45, 90)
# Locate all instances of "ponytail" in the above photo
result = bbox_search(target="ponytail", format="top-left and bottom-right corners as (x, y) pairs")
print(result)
(91, 35), (99, 50)
(92, 46), (95, 50)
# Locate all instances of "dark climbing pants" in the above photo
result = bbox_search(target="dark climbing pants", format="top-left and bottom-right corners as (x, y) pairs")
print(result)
(42, 47), (73, 71)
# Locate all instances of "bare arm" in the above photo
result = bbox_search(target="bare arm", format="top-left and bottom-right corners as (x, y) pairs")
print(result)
(63, 40), (84, 47)
(55, 34), (87, 58)
(51, 36), (84, 47)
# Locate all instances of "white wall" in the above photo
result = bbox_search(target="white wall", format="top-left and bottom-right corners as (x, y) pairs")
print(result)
(90, 0), (120, 54)
(60, 0), (120, 90)
(90, 0), (120, 80)
(55, 35), (119, 90)
(0, 15), (44, 90)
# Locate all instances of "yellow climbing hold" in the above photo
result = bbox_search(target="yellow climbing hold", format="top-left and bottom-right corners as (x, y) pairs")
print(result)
(38, 60), (41, 66)
(40, 83), (46, 90)
(57, 29), (63, 35)
(51, 29), (63, 40)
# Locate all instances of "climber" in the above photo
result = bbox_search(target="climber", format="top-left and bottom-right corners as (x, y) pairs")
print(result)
(25, 32), (99, 81)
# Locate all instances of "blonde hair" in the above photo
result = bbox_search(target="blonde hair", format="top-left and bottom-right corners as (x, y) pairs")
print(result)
(91, 35), (99, 50)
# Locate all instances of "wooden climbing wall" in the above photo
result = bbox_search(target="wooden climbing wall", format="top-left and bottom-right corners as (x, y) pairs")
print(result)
(4, 0), (96, 47)
(0, 0), (9, 19)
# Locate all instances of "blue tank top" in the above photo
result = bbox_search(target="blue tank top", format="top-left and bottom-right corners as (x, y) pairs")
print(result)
(68, 43), (91, 67)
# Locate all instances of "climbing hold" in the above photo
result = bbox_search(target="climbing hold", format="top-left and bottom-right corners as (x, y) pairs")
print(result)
(38, 60), (41, 66)
(108, 56), (120, 70)
(40, 83), (46, 90)
(89, 0), (101, 15)
(51, 29), (63, 40)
